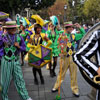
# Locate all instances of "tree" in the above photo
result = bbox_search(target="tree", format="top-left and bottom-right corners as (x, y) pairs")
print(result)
(83, 0), (100, 21)
(30, 0), (56, 10)
(0, 0), (56, 19)
(48, 0), (69, 24)
(68, 0), (85, 23)
(0, 0), (29, 19)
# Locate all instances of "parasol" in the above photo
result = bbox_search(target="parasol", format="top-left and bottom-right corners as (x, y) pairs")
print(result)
(28, 44), (52, 69)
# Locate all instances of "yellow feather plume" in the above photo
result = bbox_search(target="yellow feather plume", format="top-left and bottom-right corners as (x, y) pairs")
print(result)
(31, 15), (44, 26)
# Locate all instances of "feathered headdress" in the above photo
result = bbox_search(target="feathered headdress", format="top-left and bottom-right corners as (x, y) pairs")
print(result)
(31, 15), (44, 26)
(50, 16), (59, 26)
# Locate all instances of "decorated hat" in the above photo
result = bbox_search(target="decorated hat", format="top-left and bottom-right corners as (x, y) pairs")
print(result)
(64, 21), (73, 27)
(0, 12), (9, 20)
(31, 15), (44, 26)
(3, 21), (19, 28)
(50, 16), (59, 26)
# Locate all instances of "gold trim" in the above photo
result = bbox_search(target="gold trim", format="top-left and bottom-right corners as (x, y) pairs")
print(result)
(94, 75), (100, 84)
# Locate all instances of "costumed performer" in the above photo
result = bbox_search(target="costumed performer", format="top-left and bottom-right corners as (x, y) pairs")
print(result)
(74, 25), (100, 100)
(52, 22), (85, 97)
(46, 16), (63, 77)
(0, 21), (33, 100)
(0, 12), (10, 91)
(19, 24), (30, 66)
(27, 24), (52, 85)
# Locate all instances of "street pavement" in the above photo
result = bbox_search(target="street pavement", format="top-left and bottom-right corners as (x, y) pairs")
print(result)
(0, 58), (96, 100)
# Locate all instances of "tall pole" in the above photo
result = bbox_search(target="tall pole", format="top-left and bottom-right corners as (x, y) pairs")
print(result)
(27, 10), (29, 18)
(25, 8), (30, 18)
(64, 9), (66, 22)
(64, 4), (67, 22)
(72, 0), (75, 22)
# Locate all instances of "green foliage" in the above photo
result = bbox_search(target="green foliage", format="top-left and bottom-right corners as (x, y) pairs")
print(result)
(68, 0), (85, 22)
(0, 0), (56, 15)
(29, 0), (56, 10)
(83, 0), (100, 19)
(0, 0), (26, 13)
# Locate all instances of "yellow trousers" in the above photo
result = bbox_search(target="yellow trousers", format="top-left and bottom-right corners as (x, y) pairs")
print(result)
(53, 56), (79, 94)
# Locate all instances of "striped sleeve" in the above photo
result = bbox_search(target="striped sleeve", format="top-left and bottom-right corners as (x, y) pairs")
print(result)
(74, 31), (99, 76)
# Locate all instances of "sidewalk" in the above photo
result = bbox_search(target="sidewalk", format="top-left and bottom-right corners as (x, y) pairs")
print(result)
(0, 58), (96, 100)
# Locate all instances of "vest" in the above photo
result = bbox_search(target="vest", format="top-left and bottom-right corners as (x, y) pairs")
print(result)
(3, 33), (21, 61)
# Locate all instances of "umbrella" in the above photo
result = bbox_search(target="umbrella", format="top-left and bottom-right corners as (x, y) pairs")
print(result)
(28, 45), (52, 69)
(0, 12), (9, 20)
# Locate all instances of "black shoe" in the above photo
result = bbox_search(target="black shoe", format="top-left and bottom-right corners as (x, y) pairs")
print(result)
(53, 71), (56, 76)
(21, 62), (24, 66)
(50, 72), (54, 77)
(34, 79), (38, 85)
(50, 70), (53, 77)
(40, 77), (45, 85)
(73, 92), (80, 97)
(51, 88), (58, 93)
(50, 71), (56, 78)
(50, 70), (55, 78)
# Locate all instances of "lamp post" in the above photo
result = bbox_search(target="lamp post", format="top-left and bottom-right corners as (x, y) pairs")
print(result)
(64, 4), (67, 22)
(72, 0), (75, 22)
(25, 8), (30, 18)
(25, 3), (30, 18)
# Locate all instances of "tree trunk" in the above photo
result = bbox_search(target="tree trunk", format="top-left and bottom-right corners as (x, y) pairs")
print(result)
(11, 9), (16, 20)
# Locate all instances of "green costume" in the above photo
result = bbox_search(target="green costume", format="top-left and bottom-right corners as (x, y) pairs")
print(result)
(0, 33), (30, 100)
(20, 31), (29, 51)
(65, 27), (86, 56)
(42, 29), (46, 33)
(53, 28), (85, 94)
(46, 29), (63, 57)
(20, 31), (29, 41)
(74, 28), (86, 41)
(65, 28), (85, 46)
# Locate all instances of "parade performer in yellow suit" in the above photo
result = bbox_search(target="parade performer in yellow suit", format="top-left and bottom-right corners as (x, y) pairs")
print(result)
(52, 22), (86, 97)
